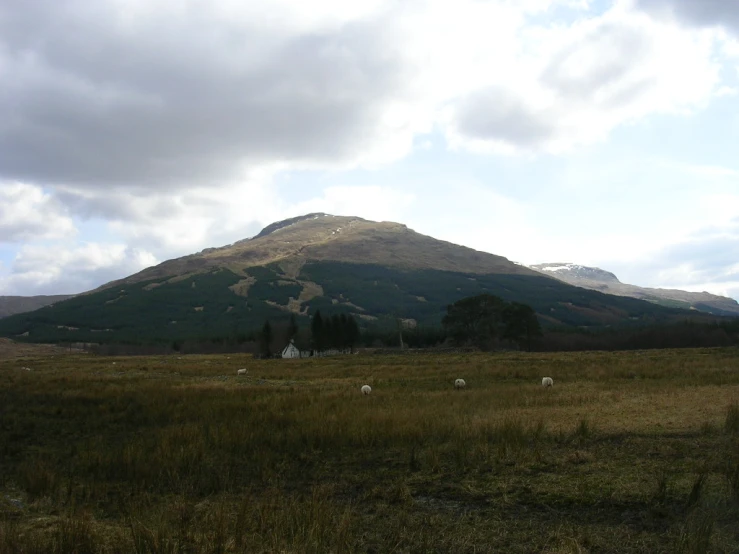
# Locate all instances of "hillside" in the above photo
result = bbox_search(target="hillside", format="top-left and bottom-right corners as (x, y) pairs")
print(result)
(0, 337), (72, 359)
(0, 215), (708, 344)
(0, 295), (74, 319)
(531, 263), (739, 316)
(98, 213), (537, 290)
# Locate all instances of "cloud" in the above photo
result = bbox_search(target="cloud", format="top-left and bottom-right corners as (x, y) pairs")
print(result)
(401, 181), (538, 263)
(0, 242), (158, 295)
(445, 3), (722, 153)
(52, 177), (418, 259)
(57, 176), (284, 256)
(633, 0), (739, 33)
(452, 89), (558, 152)
(0, 182), (76, 242)
(599, 215), (739, 300)
(673, 163), (739, 179)
(1, 0), (726, 197)
(1, 0), (737, 299)
(289, 185), (416, 225)
(0, 0), (416, 189)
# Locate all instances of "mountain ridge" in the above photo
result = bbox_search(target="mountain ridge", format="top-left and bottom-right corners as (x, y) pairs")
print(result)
(0, 295), (75, 319)
(0, 214), (724, 342)
(95, 213), (539, 292)
(530, 262), (739, 316)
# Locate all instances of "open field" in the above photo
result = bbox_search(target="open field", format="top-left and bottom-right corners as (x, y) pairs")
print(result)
(1, 347), (739, 553)
(0, 338), (72, 360)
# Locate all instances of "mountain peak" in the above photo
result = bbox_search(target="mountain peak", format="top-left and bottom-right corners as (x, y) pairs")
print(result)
(530, 263), (621, 284)
(104, 214), (537, 290)
(252, 213), (342, 240)
(3, 218), (732, 340)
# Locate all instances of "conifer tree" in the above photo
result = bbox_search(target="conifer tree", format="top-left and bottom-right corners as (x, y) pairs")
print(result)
(311, 310), (325, 351)
(346, 315), (360, 352)
(288, 313), (299, 341)
(258, 320), (272, 357)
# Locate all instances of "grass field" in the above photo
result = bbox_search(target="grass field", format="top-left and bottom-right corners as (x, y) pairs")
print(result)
(1, 347), (739, 553)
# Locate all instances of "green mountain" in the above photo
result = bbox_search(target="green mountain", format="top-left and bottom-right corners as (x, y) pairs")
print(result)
(0, 295), (75, 319)
(0, 214), (708, 344)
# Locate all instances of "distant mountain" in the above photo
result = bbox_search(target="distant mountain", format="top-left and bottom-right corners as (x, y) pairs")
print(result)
(530, 263), (739, 316)
(0, 295), (74, 319)
(0, 215), (710, 344)
(531, 263), (620, 284)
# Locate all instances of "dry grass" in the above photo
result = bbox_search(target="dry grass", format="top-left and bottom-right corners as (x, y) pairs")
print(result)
(0, 338), (72, 359)
(1, 347), (739, 552)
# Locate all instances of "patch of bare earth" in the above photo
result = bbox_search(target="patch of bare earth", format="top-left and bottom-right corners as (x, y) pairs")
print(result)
(0, 338), (72, 360)
(229, 276), (257, 297)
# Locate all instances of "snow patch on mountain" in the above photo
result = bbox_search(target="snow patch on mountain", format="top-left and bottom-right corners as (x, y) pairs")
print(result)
(531, 263), (621, 284)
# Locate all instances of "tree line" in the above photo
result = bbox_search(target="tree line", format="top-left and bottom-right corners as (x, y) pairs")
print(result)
(257, 311), (361, 357)
(255, 295), (540, 355)
(441, 294), (542, 350)
(46, 292), (739, 356)
(310, 311), (361, 352)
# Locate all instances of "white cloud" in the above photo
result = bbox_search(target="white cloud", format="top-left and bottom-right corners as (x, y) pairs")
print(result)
(0, 242), (158, 295)
(57, 177), (417, 259)
(49, 165), (285, 256)
(289, 185), (416, 224)
(722, 36), (739, 58)
(0, 182), (415, 295)
(445, 2), (723, 154)
(716, 86), (739, 97)
(402, 181), (538, 262)
(602, 217), (739, 299)
(676, 163), (739, 179)
(1, 0), (738, 300)
(633, 0), (739, 34)
(2, 0), (728, 197)
(0, 182), (76, 242)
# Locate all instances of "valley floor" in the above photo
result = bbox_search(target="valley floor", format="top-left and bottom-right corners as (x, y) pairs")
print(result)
(1, 348), (739, 553)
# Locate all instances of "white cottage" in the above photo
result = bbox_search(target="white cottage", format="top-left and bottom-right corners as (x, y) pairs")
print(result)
(281, 340), (300, 359)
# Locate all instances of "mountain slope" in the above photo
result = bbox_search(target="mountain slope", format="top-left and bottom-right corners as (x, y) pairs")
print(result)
(0, 216), (710, 344)
(99, 213), (537, 291)
(531, 263), (739, 316)
(0, 295), (74, 319)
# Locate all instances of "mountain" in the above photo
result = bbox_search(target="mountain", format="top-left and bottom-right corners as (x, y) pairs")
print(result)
(0, 295), (74, 319)
(530, 263), (739, 316)
(0, 215), (712, 344)
(98, 213), (536, 288)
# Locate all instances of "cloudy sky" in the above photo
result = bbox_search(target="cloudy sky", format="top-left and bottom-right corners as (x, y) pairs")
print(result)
(1, 0), (738, 300)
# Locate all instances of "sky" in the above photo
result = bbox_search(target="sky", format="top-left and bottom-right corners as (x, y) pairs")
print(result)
(1, 0), (738, 301)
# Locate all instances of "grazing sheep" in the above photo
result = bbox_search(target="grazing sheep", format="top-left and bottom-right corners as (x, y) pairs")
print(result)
(361, 384), (372, 395)
(454, 378), (466, 390)
(237, 368), (247, 375)
(542, 377), (554, 388)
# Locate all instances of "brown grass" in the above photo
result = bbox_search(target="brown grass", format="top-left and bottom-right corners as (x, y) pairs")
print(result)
(1, 347), (739, 552)
(0, 338), (72, 359)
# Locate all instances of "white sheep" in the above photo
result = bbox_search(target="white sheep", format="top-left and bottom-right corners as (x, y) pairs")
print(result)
(361, 384), (372, 395)
(454, 378), (466, 390)
(237, 368), (247, 375)
(542, 377), (554, 388)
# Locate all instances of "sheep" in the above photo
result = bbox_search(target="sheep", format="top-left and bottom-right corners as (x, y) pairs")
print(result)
(542, 377), (554, 388)
(454, 378), (466, 390)
(237, 368), (247, 375)
(361, 384), (372, 395)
